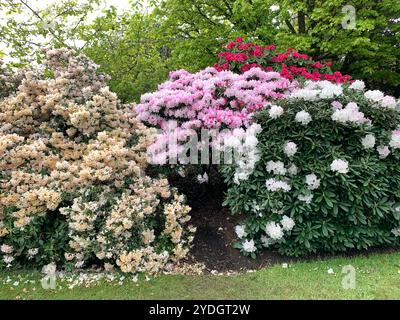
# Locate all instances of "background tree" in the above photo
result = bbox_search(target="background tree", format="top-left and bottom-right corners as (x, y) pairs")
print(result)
(154, 0), (400, 96)
(1, 0), (399, 98)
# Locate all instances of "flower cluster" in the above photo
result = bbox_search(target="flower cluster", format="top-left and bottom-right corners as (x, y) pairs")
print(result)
(136, 67), (295, 130)
(214, 38), (351, 83)
(0, 49), (195, 273)
(215, 123), (262, 184)
(136, 67), (296, 164)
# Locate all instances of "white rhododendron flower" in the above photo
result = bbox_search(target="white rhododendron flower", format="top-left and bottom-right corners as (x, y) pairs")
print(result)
(0, 244), (13, 254)
(330, 159), (349, 174)
(266, 160), (286, 175)
(290, 81), (343, 100)
(380, 96), (397, 109)
(319, 82), (343, 99)
(364, 90), (384, 102)
(266, 178), (291, 192)
(260, 235), (274, 247)
(331, 101), (343, 109)
(298, 193), (314, 204)
(331, 102), (369, 125)
(361, 134), (376, 149)
(3, 255), (14, 265)
(284, 141), (298, 157)
(377, 145), (390, 159)
(235, 225), (248, 239)
(244, 135), (258, 148)
(349, 80), (365, 91)
(265, 222), (284, 240)
(242, 239), (257, 253)
(221, 123), (261, 184)
(27, 248), (39, 258)
(392, 228), (400, 237)
(305, 174), (320, 190)
(280, 215), (295, 231)
(389, 130), (400, 149)
(295, 110), (312, 125)
(268, 105), (284, 119)
(287, 164), (298, 176)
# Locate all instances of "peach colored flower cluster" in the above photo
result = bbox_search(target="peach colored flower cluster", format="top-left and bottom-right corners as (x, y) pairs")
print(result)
(0, 49), (195, 273)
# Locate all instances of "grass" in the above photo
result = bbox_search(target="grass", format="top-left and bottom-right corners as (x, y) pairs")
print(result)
(1, 251), (400, 300)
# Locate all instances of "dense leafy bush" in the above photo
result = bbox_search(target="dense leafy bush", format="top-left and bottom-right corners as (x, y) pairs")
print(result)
(0, 49), (195, 273)
(221, 80), (400, 256)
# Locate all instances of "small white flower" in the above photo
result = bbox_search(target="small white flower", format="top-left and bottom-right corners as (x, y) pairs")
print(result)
(327, 268), (334, 274)
(284, 141), (298, 157)
(266, 160), (286, 175)
(361, 134), (376, 149)
(380, 96), (397, 109)
(365, 90), (384, 102)
(305, 173), (320, 190)
(1, 244), (13, 254)
(270, 4), (280, 11)
(349, 80), (365, 91)
(330, 159), (349, 174)
(280, 215), (295, 231)
(295, 110), (312, 125)
(287, 163), (298, 176)
(298, 193), (313, 204)
(265, 222), (284, 240)
(235, 225), (248, 239)
(391, 228), (400, 237)
(377, 145), (390, 159)
(244, 135), (258, 148)
(261, 235), (274, 247)
(266, 178), (291, 192)
(3, 255), (14, 264)
(268, 105), (284, 119)
(242, 239), (257, 253)
(389, 130), (400, 149)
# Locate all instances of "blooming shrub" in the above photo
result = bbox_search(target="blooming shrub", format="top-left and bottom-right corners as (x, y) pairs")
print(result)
(214, 37), (351, 83)
(221, 80), (400, 256)
(136, 67), (297, 164)
(0, 49), (195, 273)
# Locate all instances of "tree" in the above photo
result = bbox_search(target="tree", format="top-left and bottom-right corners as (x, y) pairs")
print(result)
(154, 0), (400, 96)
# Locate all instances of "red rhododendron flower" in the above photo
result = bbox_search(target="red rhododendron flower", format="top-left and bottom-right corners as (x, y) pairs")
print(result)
(214, 38), (351, 83)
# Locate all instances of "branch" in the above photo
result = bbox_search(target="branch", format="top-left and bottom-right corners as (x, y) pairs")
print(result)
(19, 0), (71, 48)
(285, 19), (297, 33)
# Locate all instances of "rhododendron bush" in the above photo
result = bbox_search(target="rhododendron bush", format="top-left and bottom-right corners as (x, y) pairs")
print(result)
(136, 67), (297, 164)
(0, 49), (195, 272)
(214, 37), (351, 84)
(221, 80), (400, 256)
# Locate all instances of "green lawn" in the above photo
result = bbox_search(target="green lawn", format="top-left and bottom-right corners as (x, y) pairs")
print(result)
(1, 251), (400, 300)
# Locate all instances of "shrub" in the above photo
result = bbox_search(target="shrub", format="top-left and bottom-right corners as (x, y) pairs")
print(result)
(214, 37), (351, 83)
(0, 49), (195, 273)
(136, 67), (297, 164)
(221, 80), (400, 256)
